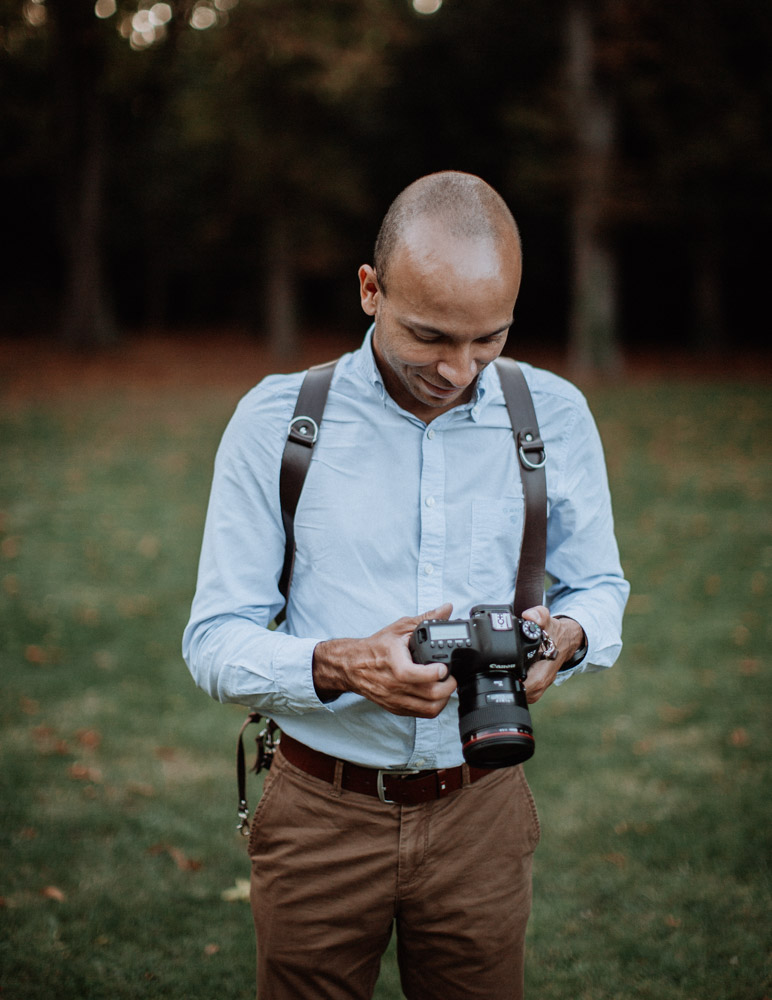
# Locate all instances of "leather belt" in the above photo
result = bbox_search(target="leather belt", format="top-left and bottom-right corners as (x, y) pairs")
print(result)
(278, 733), (490, 806)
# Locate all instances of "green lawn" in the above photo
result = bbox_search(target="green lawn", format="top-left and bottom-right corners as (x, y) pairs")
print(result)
(1, 370), (769, 999)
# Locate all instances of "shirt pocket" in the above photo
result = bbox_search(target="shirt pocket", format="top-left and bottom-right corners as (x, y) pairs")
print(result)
(468, 496), (524, 598)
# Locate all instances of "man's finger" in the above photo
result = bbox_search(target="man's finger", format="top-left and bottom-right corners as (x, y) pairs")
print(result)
(521, 604), (550, 629)
(413, 602), (453, 626)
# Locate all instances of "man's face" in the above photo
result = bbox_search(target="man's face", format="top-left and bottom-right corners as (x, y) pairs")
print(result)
(360, 219), (521, 423)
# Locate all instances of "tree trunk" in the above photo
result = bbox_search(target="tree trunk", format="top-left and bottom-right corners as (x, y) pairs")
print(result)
(691, 215), (723, 356)
(49, 0), (118, 347)
(265, 211), (299, 359)
(565, 1), (622, 376)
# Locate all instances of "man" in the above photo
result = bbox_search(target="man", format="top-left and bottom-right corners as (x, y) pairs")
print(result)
(183, 171), (628, 1000)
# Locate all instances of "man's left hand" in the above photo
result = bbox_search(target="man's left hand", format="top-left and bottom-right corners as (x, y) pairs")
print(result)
(520, 606), (585, 704)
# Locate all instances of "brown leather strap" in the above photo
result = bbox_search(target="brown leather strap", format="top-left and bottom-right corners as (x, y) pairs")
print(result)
(277, 359), (338, 616)
(493, 357), (547, 615)
(279, 733), (489, 805)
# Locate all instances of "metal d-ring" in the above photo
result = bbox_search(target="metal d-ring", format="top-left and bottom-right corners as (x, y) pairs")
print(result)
(288, 415), (319, 445)
(518, 431), (546, 470)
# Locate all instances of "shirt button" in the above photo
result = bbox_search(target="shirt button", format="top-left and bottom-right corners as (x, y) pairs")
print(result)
(424, 563), (434, 575)
(427, 428), (435, 439)
(425, 496), (435, 507)
(414, 759), (427, 768)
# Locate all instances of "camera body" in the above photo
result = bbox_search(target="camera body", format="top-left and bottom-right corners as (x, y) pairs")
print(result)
(409, 604), (544, 769)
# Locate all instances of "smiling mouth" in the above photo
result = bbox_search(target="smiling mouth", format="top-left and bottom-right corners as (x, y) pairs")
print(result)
(417, 375), (461, 398)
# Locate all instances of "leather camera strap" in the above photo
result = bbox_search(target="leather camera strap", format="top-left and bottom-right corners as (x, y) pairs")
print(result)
(277, 358), (339, 614)
(493, 357), (547, 616)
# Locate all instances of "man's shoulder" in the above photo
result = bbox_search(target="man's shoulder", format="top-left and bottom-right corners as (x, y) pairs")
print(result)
(237, 369), (308, 414)
(517, 361), (588, 409)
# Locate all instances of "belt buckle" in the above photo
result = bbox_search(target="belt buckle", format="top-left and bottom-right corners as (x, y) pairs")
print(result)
(376, 768), (422, 804)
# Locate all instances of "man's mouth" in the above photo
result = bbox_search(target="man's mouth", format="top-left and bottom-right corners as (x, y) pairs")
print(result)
(417, 374), (461, 398)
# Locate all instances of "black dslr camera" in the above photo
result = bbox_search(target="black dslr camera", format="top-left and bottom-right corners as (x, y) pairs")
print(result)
(409, 604), (549, 769)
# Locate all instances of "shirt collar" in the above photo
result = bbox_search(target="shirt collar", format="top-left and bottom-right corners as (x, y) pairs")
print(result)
(352, 324), (498, 423)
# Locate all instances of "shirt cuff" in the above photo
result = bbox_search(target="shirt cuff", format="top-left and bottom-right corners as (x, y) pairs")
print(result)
(273, 637), (335, 714)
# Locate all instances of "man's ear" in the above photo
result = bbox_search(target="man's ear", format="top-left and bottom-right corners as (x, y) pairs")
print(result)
(358, 264), (380, 317)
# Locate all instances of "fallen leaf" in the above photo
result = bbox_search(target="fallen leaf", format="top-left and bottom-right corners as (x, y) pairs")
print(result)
(76, 728), (102, 749)
(658, 703), (695, 724)
(221, 878), (251, 902)
(32, 726), (70, 756)
(1, 536), (20, 559)
(137, 534), (160, 559)
(204, 943), (220, 956)
(730, 728), (750, 747)
(147, 843), (203, 872)
(168, 847), (203, 872)
(603, 853), (627, 869)
(68, 763), (103, 783)
(42, 886), (66, 902)
(625, 594), (652, 615)
(93, 650), (114, 670)
(665, 915), (681, 928)
(78, 606), (100, 626)
(126, 781), (155, 797)
(24, 645), (47, 665)
(732, 625), (750, 647)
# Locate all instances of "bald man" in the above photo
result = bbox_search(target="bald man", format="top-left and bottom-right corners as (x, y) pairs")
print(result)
(184, 171), (628, 999)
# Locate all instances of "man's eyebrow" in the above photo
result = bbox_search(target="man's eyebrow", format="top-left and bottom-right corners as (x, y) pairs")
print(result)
(408, 320), (512, 339)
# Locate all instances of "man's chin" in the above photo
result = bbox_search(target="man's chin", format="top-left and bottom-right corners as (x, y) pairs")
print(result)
(415, 375), (465, 404)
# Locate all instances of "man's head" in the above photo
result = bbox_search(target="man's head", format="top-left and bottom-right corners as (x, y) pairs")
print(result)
(360, 171), (522, 422)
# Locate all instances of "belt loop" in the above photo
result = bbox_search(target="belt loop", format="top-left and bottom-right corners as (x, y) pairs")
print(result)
(331, 758), (344, 797)
(462, 763), (472, 787)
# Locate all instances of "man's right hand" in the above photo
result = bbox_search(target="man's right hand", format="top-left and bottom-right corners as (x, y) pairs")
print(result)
(312, 603), (457, 718)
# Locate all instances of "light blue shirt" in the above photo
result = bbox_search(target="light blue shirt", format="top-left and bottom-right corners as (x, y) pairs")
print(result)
(182, 328), (629, 768)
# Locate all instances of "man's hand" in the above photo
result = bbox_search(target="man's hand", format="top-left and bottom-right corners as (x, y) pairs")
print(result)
(312, 603), (457, 717)
(520, 606), (586, 704)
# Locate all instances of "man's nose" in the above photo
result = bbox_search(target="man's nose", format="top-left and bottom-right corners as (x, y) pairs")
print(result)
(436, 348), (477, 387)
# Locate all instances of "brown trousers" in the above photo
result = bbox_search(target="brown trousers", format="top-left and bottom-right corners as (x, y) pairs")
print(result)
(248, 747), (541, 1000)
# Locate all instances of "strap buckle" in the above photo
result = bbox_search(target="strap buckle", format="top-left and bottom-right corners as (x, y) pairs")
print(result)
(376, 768), (422, 804)
(517, 429), (546, 470)
(288, 415), (319, 446)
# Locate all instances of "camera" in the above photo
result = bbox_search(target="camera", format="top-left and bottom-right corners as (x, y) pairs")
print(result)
(409, 604), (546, 769)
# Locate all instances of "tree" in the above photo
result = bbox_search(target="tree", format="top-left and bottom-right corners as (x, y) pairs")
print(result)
(1, 0), (413, 348)
(564, 1), (622, 375)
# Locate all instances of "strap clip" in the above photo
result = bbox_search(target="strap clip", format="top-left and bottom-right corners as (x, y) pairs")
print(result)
(517, 429), (546, 470)
(236, 714), (280, 836)
(288, 415), (319, 446)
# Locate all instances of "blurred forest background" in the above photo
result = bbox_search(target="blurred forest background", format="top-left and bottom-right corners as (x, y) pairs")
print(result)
(2, 4), (771, 997)
(2, 0), (771, 372)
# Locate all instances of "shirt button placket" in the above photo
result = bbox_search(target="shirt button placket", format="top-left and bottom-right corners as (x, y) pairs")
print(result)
(417, 425), (445, 611)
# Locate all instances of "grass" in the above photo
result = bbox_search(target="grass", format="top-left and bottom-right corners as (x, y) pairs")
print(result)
(1, 367), (770, 999)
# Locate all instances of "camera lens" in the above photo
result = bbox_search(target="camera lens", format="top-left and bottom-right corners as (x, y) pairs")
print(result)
(456, 673), (534, 768)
